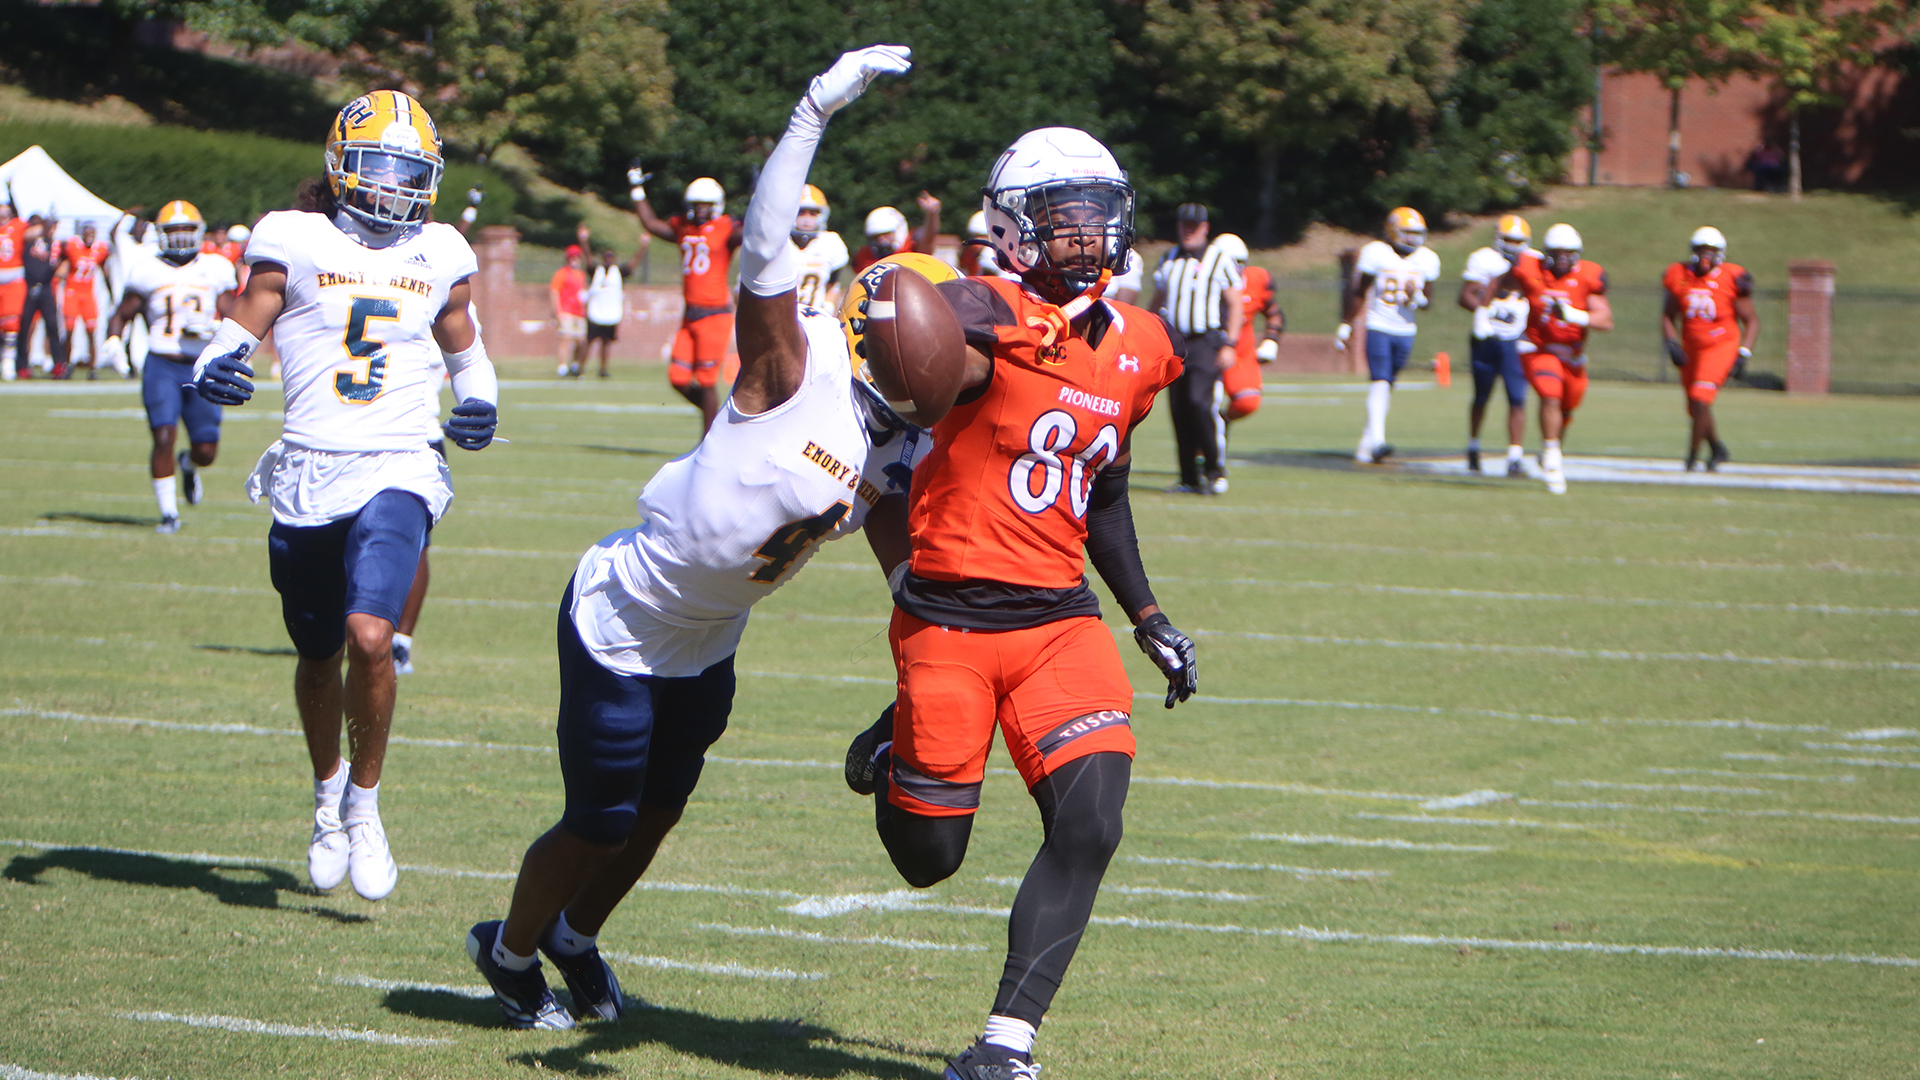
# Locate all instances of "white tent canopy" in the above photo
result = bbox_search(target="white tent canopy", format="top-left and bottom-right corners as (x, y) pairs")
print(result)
(0, 146), (124, 237)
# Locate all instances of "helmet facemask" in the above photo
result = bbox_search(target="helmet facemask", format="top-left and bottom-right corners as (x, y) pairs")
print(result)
(1545, 248), (1580, 276)
(1690, 245), (1724, 273)
(986, 179), (1133, 305)
(329, 146), (441, 232)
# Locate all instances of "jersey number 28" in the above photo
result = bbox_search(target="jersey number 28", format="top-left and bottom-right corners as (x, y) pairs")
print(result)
(334, 296), (401, 404)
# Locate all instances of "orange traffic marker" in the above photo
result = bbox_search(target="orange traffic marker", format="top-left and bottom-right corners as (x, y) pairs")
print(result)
(1434, 351), (1451, 387)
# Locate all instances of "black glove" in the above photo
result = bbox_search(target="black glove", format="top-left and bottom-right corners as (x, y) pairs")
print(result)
(1665, 339), (1687, 369)
(1732, 347), (1750, 380)
(196, 349), (255, 406)
(444, 397), (497, 450)
(1134, 612), (1197, 709)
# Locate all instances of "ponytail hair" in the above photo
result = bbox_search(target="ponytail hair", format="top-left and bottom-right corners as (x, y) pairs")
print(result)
(295, 176), (339, 217)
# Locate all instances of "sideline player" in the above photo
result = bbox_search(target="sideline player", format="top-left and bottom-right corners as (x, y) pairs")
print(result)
(550, 243), (588, 376)
(634, 173), (741, 434)
(792, 183), (849, 311)
(1661, 226), (1757, 471)
(1212, 232), (1281, 427)
(851, 191), (940, 273)
(1504, 223), (1611, 494)
(105, 201), (237, 532)
(843, 126), (1198, 1080)
(0, 199), (37, 377)
(1459, 215), (1534, 476)
(18, 214), (68, 378)
(57, 222), (115, 377)
(1342, 207), (1439, 463)
(188, 90), (501, 902)
(463, 46), (926, 1030)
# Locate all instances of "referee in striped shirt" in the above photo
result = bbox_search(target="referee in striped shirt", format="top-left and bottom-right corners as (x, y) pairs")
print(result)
(1151, 203), (1243, 494)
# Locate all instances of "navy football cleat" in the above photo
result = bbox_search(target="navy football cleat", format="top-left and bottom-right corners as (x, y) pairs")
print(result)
(467, 920), (575, 1030)
(540, 926), (625, 1022)
(944, 1041), (1041, 1080)
(844, 702), (895, 796)
(177, 451), (202, 505)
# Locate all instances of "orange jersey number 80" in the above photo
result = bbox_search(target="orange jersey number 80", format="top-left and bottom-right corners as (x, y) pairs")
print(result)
(1009, 409), (1121, 517)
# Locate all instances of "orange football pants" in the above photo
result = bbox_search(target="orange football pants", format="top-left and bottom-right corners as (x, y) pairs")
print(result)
(885, 610), (1137, 818)
(1223, 331), (1263, 419)
(0, 279), (23, 333)
(1524, 346), (1588, 417)
(669, 311), (733, 388)
(1682, 341), (1740, 405)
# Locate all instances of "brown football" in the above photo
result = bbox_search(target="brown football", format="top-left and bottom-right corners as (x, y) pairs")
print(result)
(862, 263), (966, 427)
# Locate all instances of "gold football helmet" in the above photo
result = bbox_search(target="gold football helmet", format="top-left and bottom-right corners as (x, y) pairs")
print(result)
(1386, 206), (1427, 255)
(154, 200), (206, 260)
(326, 90), (444, 230)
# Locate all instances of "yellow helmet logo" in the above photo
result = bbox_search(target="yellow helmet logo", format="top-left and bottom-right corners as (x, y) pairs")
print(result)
(840, 253), (958, 361)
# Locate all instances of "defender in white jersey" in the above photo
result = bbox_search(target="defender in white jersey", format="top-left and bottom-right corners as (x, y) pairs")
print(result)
(791, 183), (850, 310)
(191, 90), (500, 905)
(1458, 214), (1535, 475)
(464, 45), (932, 1032)
(1343, 207), (1441, 462)
(105, 200), (239, 533)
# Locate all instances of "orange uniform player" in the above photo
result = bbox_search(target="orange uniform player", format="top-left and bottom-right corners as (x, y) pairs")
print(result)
(1662, 226), (1757, 470)
(58, 229), (112, 372)
(0, 209), (26, 340)
(847, 126), (1198, 1080)
(1504, 223), (1611, 494)
(636, 174), (742, 433)
(1219, 241), (1281, 421)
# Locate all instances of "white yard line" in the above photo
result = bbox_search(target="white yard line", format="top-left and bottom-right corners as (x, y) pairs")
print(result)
(329, 974), (491, 999)
(1514, 799), (1920, 826)
(1399, 453), (1920, 495)
(1353, 813), (1589, 831)
(1124, 855), (1386, 881)
(1147, 575), (1920, 618)
(116, 1010), (450, 1047)
(1250, 833), (1496, 853)
(1182, 627), (1920, 673)
(1, 1066), (143, 1080)
(1559, 779), (1779, 797)
(693, 923), (987, 952)
(1650, 767), (1853, 783)
(602, 951), (825, 981)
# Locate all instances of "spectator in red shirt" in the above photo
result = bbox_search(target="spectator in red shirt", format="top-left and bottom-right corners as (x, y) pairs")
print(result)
(550, 244), (588, 377)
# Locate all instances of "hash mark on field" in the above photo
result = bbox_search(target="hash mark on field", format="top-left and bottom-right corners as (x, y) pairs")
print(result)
(1804, 743), (1920, 753)
(604, 951), (826, 981)
(330, 974), (491, 999)
(782, 891), (1011, 919)
(694, 923), (988, 951)
(1650, 767), (1854, 783)
(1559, 779), (1779, 797)
(1354, 813), (1589, 831)
(0, 1064), (144, 1080)
(1516, 799), (1920, 825)
(1846, 728), (1920, 740)
(983, 875), (1259, 901)
(1251, 833), (1496, 853)
(117, 1011), (450, 1046)
(1419, 789), (1511, 810)
(1125, 856), (1386, 881)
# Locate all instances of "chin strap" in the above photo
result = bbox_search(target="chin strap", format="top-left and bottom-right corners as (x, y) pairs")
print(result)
(1057, 268), (1113, 322)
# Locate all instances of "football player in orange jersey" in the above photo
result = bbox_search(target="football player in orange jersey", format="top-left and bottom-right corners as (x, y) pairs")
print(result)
(56, 222), (115, 378)
(1661, 227), (1758, 471)
(844, 127), (1197, 1080)
(0, 198), (38, 377)
(634, 173), (743, 433)
(1212, 232), (1282, 424)
(1501, 223), (1612, 494)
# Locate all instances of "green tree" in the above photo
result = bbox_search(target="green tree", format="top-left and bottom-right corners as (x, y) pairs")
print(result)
(1746, 0), (1908, 197)
(1594, 0), (1758, 187)
(1123, 0), (1468, 245)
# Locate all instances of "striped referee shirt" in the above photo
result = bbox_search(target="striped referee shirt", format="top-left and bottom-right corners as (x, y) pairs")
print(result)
(1153, 242), (1242, 334)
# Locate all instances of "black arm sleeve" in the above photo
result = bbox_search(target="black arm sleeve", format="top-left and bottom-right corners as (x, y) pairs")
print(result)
(1085, 460), (1158, 623)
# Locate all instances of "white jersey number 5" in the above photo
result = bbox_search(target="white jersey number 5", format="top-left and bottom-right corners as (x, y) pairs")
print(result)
(334, 296), (401, 404)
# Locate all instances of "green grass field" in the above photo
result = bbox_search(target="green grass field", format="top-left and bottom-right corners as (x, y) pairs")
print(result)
(2, 365), (1918, 1080)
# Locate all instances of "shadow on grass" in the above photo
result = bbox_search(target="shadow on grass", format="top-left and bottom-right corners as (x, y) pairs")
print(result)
(3, 848), (369, 923)
(194, 643), (301, 657)
(383, 993), (942, 1079)
(42, 511), (157, 528)
(574, 444), (674, 458)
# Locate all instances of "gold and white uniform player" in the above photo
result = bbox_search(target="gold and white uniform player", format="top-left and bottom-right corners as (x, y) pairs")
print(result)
(791, 184), (849, 311)
(1354, 238), (1442, 340)
(221, 208), (479, 525)
(571, 307), (926, 677)
(123, 247), (237, 362)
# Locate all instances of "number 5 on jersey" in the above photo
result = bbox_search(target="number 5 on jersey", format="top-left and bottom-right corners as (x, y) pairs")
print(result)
(335, 296), (401, 403)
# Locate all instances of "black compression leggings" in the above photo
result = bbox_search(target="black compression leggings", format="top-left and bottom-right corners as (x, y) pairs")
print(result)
(875, 750), (1131, 1026)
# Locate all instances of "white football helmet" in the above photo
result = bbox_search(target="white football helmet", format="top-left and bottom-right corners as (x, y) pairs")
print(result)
(226, 222), (251, 244)
(982, 126), (1134, 302)
(865, 206), (909, 254)
(1542, 223), (1583, 275)
(1212, 232), (1249, 266)
(967, 209), (989, 237)
(1690, 225), (1726, 271)
(685, 177), (725, 222)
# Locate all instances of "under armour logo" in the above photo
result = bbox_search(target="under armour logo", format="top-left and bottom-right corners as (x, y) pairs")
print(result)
(1117, 354), (1140, 372)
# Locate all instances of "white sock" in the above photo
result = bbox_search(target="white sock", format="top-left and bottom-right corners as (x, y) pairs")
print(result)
(1365, 380), (1392, 446)
(1467, 437), (1480, 452)
(548, 911), (597, 956)
(1507, 444), (1524, 462)
(153, 476), (178, 519)
(314, 759), (348, 812)
(982, 1015), (1036, 1056)
(1542, 440), (1562, 470)
(493, 934), (538, 973)
(392, 632), (413, 653)
(343, 780), (380, 825)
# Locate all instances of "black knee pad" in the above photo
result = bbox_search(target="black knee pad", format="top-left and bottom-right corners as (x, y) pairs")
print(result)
(874, 770), (973, 888)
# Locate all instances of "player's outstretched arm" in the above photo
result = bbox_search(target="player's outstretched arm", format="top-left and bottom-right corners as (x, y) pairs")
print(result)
(733, 44), (911, 415)
(191, 263), (289, 406)
(433, 279), (499, 450)
(1086, 436), (1197, 708)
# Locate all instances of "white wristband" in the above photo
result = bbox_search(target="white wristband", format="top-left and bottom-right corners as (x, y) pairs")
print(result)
(443, 336), (498, 406)
(630, 186), (647, 203)
(1557, 302), (1590, 327)
(460, 206), (478, 225)
(1336, 322), (1352, 342)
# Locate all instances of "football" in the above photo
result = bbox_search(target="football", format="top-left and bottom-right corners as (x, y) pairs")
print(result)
(858, 259), (967, 427)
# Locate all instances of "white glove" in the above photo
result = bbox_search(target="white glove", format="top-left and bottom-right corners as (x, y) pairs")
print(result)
(1335, 322), (1352, 352)
(1553, 298), (1590, 327)
(460, 206), (478, 225)
(805, 45), (912, 117)
(627, 165), (652, 187)
(101, 334), (129, 370)
(1255, 338), (1279, 363)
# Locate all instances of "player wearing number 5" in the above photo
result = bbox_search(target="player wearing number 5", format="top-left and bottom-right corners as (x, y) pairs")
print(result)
(105, 201), (238, 533)
(463, 45), (935, 1030)
(1343, 207), (1440, 463)
(634, 172), (743, 435)
(1661, 227), (1757, 472)
(188, 90), (500, 903)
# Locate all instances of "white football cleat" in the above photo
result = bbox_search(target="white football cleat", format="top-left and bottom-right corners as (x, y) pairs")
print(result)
(1544, 467), (1567, 495)
(308, 803), (349, 891)
(346, 816), (399, 901)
